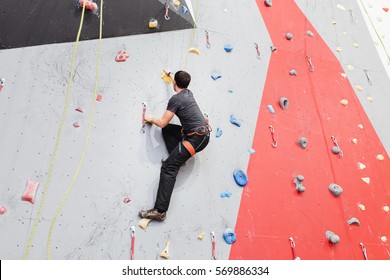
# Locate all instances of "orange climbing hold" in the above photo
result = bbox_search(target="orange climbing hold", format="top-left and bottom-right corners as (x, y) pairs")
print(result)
(115, 51), (129, 62)
(79, 0), (98, 11)
(22, 179), (39, 204)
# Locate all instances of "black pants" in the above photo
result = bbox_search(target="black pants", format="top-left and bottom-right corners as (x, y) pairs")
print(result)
(154, 124), (209, 212)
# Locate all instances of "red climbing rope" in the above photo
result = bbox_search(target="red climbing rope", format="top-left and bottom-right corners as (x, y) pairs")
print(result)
(130, 226), (135, 260)
(211, 231), (216, 260)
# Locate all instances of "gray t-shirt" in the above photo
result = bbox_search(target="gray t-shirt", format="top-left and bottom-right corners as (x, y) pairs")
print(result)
(167, 89), (206, 133)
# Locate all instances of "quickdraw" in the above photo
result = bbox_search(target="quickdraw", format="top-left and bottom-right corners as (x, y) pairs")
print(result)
(269, 125), (277, 148)
(211, 231), (216, 260)
(254, 43), (261, 59)
(307, 55), (315, 72)
(331, 136), (344, 157)
(360, 242), (368, 260)
(165, 3), (170, 20)
(364, 69), (373, 86)
(141, 102), (147, 133)
(205, 31), (211, 49)
(130, 226), (135, 260)
(289, 237), (300, 260)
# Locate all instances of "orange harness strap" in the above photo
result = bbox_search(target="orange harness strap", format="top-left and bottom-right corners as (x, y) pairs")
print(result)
(182, 141), (196, 157)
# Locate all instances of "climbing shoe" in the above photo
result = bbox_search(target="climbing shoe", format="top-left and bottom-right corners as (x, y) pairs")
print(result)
(139, 208), (166, 221)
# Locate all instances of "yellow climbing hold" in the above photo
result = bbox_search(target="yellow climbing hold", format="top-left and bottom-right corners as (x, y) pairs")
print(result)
(173, 0), (180, 7)
(358, 124), (364, 130)
(351, 138), (358, 144)
(336, 47), (342, 52)
(138, 218), (152, 230)
(337, 4), (346, 11)
(358, 204), (366, 211)
(355, 85), (363, 92)
(383, 206), (390, 213)
(357, 162), (366, 170)
(376, 154), (385, 161)
(347, 64), (354, 70)
(161, 70), (173, 84)
(160, 240), (170, 259)
(361, 177), (370, 184)
(149, 18), (158, 29)
(197, 231), (205, 240)
(381, 236), (387, 243)
(367, 96), (374, 102)
(189, 48), (201, 55)
(340, 99), (348, 106)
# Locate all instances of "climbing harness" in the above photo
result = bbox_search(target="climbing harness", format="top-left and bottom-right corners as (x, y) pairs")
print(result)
(363, 69), (373, 86)
(211, 231), (216, 260)
(289, 237), (300, 260)
(307, 55), (315, 72)
(141, 102), (147, 133)
(360, 242), (368, 260)
(130, 226), (135, 260)
(205, 31), (211, 49)
(331, 136), (343, 157)
(269, 125), (277, 148)
(254, 43), (261, 59)
(165, 3), (170, 20)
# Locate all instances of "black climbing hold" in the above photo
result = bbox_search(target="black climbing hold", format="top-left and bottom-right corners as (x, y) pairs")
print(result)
(265, 0), (272, 7)
(326, 230), (340, 244)
(329, 183), (343, 197)
(286, 32), (293, 40)
(270, 45), (277, 52)
(298, 137), (308, 149)
(279, 97), (289, 110)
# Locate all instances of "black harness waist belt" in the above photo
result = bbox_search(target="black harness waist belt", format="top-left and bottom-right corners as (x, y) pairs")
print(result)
(183, 125), (211, 136)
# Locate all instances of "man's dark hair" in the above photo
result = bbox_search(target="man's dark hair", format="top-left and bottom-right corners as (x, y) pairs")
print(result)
(174, 71), (191, 88)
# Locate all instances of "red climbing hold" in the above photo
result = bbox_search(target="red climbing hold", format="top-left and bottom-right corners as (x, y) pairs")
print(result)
(115, 51), (129, 62)
(76, 107), (83, 113)
(22, 179), (39, 204)
(383, 7), (389, 12)
(123, 197), (131, 204)
(96, 92), (103, 101)
(79, 0), (98, 11)
(0, 206), (7, 215)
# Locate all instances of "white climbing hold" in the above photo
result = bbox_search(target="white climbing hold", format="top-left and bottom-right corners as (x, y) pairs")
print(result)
(353, 43), (359, 48)
(336, 47), (342, 52)
(289, 69), (298, 76)
(337, 4), (346, 11)
(340, 99), (348, 106)
(367, 97), (374, 102)
(381, 236), (387, 243)
(138, 218), (152, 230)
(361, 177), (370, 184)
(357, 162), (366, 170)
(351, 138), (358, 144)
(358, 204), (366, 211)
(376, 154), (385, 161)
(355, 85), (364, 92)
(198, 231), (205, 240)
(264, 0), (272, 7)
(383, 206), (389, 213)
(306, 30), (314, 37)
(358, 124), (364, 130)
(160, 240), (170, 259)
(340, 73), (347, 78)
(332, 19), (337, 25)
(347, 64), (354, 70)
(286, 32), (293, 40)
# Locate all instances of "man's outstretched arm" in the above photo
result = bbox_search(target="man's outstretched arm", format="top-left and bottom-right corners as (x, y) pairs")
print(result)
(145, 110), (174, 128)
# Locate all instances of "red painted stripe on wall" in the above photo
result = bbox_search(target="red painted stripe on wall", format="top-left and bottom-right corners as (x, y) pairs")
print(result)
(230, 0), (390, 259)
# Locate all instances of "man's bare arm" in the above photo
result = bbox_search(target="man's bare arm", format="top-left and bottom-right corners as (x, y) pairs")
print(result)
(145, 110), (174, 128)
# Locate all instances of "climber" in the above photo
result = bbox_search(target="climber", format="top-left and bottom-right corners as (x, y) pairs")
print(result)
(139, 70), (210, 221)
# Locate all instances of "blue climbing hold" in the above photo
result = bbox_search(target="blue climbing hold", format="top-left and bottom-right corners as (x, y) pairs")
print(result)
(224, 44), (233, 52)
(233, 169), (248, 186)
(216, 127), (223, 138)
(267, 104), (275, 114)
(211, 72), (222, 80)
(230, 115), (241, 127)
(180, 6), (188, 14)
(223, 228), (237, 245)
(247, 148), (256, 154)
(220, 191), (232, 198)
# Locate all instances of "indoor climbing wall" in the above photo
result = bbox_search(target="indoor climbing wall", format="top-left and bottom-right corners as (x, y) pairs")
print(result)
(0, 0), (389, 260)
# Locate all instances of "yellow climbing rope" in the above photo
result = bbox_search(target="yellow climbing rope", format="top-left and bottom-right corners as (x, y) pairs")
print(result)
(23, 2), (88, 260)
(47, 0), (104, 259)
(184, 0), (200, 70)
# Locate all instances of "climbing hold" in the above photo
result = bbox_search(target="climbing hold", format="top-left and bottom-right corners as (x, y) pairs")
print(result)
(160, 240), (170, 259)
(355, 85), (363, 91)
(224, 45), (233, 52)
(215, 128), (223, 138)
(247, 148), (256, 154)
(326, 231), (340, 244)
(361, 177), (370, 184)
(336, 4), (346, 11)
(332, 19), (337, 25)
(331, 146), (341, 154)
(285, 32), (293, 40)
(381, 236), (387, 243)
(367, 97), (374, 102)
(233, 169), (248, 187)
(357, 162), (366, 170)
(220, 191), (232, 198)
(0, 206), (7, 215)
(96, 92), (102, 102)
(73, 122), (80, 128)
(329, 183), (343, 197)
(383, 7), (389, 12)
(267, 104), (275, 114)
(223, 228), (237, 245)
(161, 70), (173, 84)
(148, 18), (158, 29)
(123, 197), (131, 204)
(353, 43), (359, 48)
(79, 0), (98, 11)
(357, 124), (364, 130)
(189, 48), (201, 55)
(22, 179), (39, 204)
(211, 72), (222, 80)
(180, 5), (188, 14)
(347, 64), (354, 70)
(279, 97), (289, 110)
(383, 206), (389, 212)
(227, 88), (234, 93)
(270, 45), (277, 52)
(336, 47), (342, 52)
(351, 138), (358, 144)
(197, 231), (205, 240)
(115, 51), (129, 62)
(264, 0), (272, 7)
(289, 69), (298, 76)
(340, 99), (348, 106)
(75, 107), (83, 113)
(0, 78), (5, 92)
(230, 115), (241, 127)
(173, 0), (180, 7)
(340, 73), (347, 78)
(376, 154), (385, 161)
(358, 204), (366, 211)
(138, 218), (152, 230)
(306, 30), (314, 37)
(347, 217), (361, 226)
(293, 175), (305, 193)
(298, 137), (308, 149)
